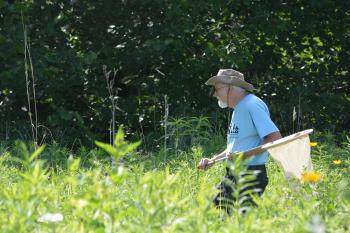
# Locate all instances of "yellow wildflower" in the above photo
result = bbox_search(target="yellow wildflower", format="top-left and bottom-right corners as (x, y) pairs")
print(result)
(310, 142), (318, 147)
(332, 160), (342, 165)
(302, 172), (322, 183)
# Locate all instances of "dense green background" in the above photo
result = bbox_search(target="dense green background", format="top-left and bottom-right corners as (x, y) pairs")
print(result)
(1, 0), (349, 147)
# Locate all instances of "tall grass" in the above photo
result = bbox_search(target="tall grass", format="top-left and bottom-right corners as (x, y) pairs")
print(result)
(0, 131), (349, 232)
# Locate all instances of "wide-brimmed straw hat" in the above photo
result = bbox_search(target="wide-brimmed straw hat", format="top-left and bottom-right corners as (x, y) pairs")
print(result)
(205, 69), (255, 91)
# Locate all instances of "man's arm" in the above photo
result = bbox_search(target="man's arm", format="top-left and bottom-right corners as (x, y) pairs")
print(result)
(261, 131), (282, 145)
(199, 132), (283, 169)
(197, 149), (228, 170)
(210, 149), (228, 162)
(230, 131), (282, 159)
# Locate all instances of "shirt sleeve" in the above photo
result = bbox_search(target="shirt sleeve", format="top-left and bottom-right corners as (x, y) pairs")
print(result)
(248, 101), (279, 139)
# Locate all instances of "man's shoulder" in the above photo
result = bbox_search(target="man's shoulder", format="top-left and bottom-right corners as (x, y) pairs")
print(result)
(242, 94), (269, 112)
(244, 94), (266, 106)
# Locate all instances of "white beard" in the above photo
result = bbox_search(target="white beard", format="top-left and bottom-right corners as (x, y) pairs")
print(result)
(218, 99), (228, 108)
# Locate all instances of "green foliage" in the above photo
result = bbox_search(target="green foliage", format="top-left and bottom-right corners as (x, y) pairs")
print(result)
(166, 116), (213, 150)
(0, 133), (349, 232)
(0, 1), (349, 145)
(95, 126), (141, 185)
(95, 126), (141, 162)
(9, 141), (46, 169)
(222, 153), (262, 215)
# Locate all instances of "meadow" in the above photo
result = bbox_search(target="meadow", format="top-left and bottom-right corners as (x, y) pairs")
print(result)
(2, 1), (349, 232)
(0, 129), (349, 233)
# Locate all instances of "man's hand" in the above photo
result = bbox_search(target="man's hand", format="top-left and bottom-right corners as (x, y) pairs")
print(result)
(197, 158), (213, 170)
(197, 150), (240, 170)
(226, 151), (232, 160)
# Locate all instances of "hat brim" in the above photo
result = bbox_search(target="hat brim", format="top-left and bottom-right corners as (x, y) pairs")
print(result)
(205, 75), (255, 91)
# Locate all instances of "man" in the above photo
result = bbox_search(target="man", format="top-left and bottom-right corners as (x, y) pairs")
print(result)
(198, 69), (282, 214)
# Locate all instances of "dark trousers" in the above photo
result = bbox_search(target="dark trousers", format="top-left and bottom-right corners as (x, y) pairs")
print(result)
(213, 164), (268, 214)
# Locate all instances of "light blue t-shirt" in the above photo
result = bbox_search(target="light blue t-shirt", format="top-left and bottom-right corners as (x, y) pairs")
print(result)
(227, 94), (279, 165)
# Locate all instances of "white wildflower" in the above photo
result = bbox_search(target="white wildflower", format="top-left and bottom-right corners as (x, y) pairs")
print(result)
(38, 213), (63, 223)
